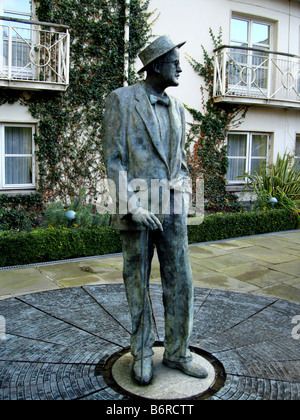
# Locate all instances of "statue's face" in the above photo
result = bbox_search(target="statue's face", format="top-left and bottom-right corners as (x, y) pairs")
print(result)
(158, 48), (182, 88)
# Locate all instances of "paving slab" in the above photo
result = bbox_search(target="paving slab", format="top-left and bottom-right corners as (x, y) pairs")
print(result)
(194, 253), (256, 271)
(234, 236), (294, 249)
(189, 244), (228, 258)
(38, 262), (97, 282)
(0, 267), (61, 300)
(0, 230), (299, 305)
(273, 232), (300, 244)
(235, 246), (299, 265)
(266, 260), (300, 277)
(208, 239), (254, 250)
(193, 273), (260, 293)
(252, 283), (300, 303)
(219, 262), (297, 288)
(57, 274), (115, 288)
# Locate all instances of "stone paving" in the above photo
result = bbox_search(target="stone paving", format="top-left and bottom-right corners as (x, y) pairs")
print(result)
(0, 230), (299, 400)
(0, 230), (299, 303)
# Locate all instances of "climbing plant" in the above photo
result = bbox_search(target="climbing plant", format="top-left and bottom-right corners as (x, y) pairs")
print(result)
(186, 28), (248, 213)
(0, 0), (151, 206)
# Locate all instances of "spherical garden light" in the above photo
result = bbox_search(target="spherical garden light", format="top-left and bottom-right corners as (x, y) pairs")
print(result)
(65, 210), (76, 220)
(65, 210), (76, 227)
(269, 197), (278, 208)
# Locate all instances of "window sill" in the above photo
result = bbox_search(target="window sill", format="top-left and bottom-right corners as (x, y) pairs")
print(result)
(226, 183), (249, 192)
(0, 188), (36, 196)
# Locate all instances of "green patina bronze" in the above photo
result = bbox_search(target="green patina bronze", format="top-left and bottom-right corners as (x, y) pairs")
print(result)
(104, 35), (208, 385)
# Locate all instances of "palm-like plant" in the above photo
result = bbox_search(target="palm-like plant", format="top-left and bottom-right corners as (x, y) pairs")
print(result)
(243, 153), (300, 215)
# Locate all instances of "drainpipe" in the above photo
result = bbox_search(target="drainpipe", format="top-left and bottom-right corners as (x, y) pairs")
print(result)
(124, 0), (130, 86)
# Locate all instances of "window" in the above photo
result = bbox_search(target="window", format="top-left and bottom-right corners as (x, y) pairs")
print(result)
(2, 0), (31, 20)
(227, 132), (269, 182)
(0, 124), (35, 189)
(295, 135), (300, 171)
(0, 0), (33, 79)
(230, 16), (272, 93)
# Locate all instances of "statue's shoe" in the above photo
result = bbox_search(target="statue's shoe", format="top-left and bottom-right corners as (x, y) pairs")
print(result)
(132, 356), (153, 385)
(163, 358), (208, 379)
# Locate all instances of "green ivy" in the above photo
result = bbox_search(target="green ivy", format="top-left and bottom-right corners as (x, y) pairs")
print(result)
(0, 0), (151, 206)
(186, 29), (248, 213)
(0, 192), (43, 231)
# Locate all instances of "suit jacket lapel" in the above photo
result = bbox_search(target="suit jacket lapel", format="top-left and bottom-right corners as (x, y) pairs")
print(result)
(168, 96), (182, 176)
(134, 83), (169, 169)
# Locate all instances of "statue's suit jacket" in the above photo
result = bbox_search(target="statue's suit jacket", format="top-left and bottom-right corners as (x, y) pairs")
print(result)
(103, 81), (190, 231)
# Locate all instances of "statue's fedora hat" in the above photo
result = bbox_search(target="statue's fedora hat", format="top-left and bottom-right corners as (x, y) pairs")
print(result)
(138, 35), (186, 73)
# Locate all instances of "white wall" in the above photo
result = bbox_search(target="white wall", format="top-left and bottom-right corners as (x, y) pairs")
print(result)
(147, 0), (300, 163)
(147, 0), (300, 103)
(236, 107), (300, 159)
(0, 101), (37, 124)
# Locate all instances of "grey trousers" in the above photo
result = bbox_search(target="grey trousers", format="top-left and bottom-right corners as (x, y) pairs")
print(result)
(121, 211), (194, 363)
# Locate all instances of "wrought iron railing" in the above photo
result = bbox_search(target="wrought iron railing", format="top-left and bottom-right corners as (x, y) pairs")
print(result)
(0, 16), (70, 91)
(213, 45), (300, 106)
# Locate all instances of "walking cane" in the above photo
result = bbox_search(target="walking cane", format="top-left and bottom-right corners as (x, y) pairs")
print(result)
(140, 227), (149, 385)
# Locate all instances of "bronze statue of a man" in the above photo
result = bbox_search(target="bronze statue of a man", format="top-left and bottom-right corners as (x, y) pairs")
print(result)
(103, 35), (207, 385)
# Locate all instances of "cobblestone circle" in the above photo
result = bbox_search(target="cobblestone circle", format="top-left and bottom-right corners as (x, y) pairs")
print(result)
(0, 284), (299, 400)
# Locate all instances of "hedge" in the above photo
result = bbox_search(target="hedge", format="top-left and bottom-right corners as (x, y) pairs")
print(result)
(0, 209), (298, 267)
(0, 226), (122, 268)
(187, 208), (299, 243)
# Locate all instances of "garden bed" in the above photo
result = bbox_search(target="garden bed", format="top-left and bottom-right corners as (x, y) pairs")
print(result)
(0, 209), (298, 268)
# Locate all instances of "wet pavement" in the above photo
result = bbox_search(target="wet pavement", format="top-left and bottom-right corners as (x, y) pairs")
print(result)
(1, 230), (299, 304)
(0, 230), (299, 400)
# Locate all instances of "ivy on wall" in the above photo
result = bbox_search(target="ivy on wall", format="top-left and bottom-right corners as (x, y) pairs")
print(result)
(0, 0), (151, 205)
(186, 29), (248, 212)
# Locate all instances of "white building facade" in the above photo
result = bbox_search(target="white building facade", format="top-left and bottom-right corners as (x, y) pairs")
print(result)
(0, 0), (69, 195)
(147, 0), (300, 193)
(0, 0), (299, 198)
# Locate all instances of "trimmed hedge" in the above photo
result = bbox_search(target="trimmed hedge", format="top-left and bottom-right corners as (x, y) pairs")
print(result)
(0, 209), (298, 267)
(187, 208), (298, 243)
(0, 226), (122, 268)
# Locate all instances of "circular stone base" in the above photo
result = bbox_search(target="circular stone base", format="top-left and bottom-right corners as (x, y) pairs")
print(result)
(111, 347), (216, 400)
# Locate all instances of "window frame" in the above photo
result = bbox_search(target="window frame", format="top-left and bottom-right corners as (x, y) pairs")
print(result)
(295, 134), (300, 170)
(229, 15), (274, 95)
(0, 123), (36, 190)
(226, 131), (270, 184)
(0, 0), (34, 80)
(0, 0), (33, 19)
(230, 15), (273, 50)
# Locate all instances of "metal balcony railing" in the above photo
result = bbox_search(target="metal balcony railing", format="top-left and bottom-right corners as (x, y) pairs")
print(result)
(0, 16), (70, 91)
(213, 45), (300, 108)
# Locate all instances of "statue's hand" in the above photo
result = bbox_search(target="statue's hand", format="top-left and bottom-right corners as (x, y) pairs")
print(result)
(131, 208), (163, 231)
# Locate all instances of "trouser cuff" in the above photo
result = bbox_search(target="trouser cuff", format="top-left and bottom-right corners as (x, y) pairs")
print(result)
(132, 348), (154, 361)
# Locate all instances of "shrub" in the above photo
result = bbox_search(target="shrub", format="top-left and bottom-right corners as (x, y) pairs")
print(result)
(187, 209), (298, 244)
(0, 209), (35, 232)
(45, 197), (110, 228)
(0, 209), (297, 267)
(243, 153), (300, 217)
(0, 226), (122, 267)
(0, 193), (43, 231)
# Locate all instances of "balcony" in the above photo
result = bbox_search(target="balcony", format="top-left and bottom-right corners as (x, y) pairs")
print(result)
(213, 45), (300, 109)
(0, 16), (70, 91)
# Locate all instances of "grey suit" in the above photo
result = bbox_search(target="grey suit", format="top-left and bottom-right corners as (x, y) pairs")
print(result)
(103, 81), (193, 363)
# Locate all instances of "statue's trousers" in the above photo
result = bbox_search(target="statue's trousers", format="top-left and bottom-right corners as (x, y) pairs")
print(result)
(121, 207), (194, 363)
